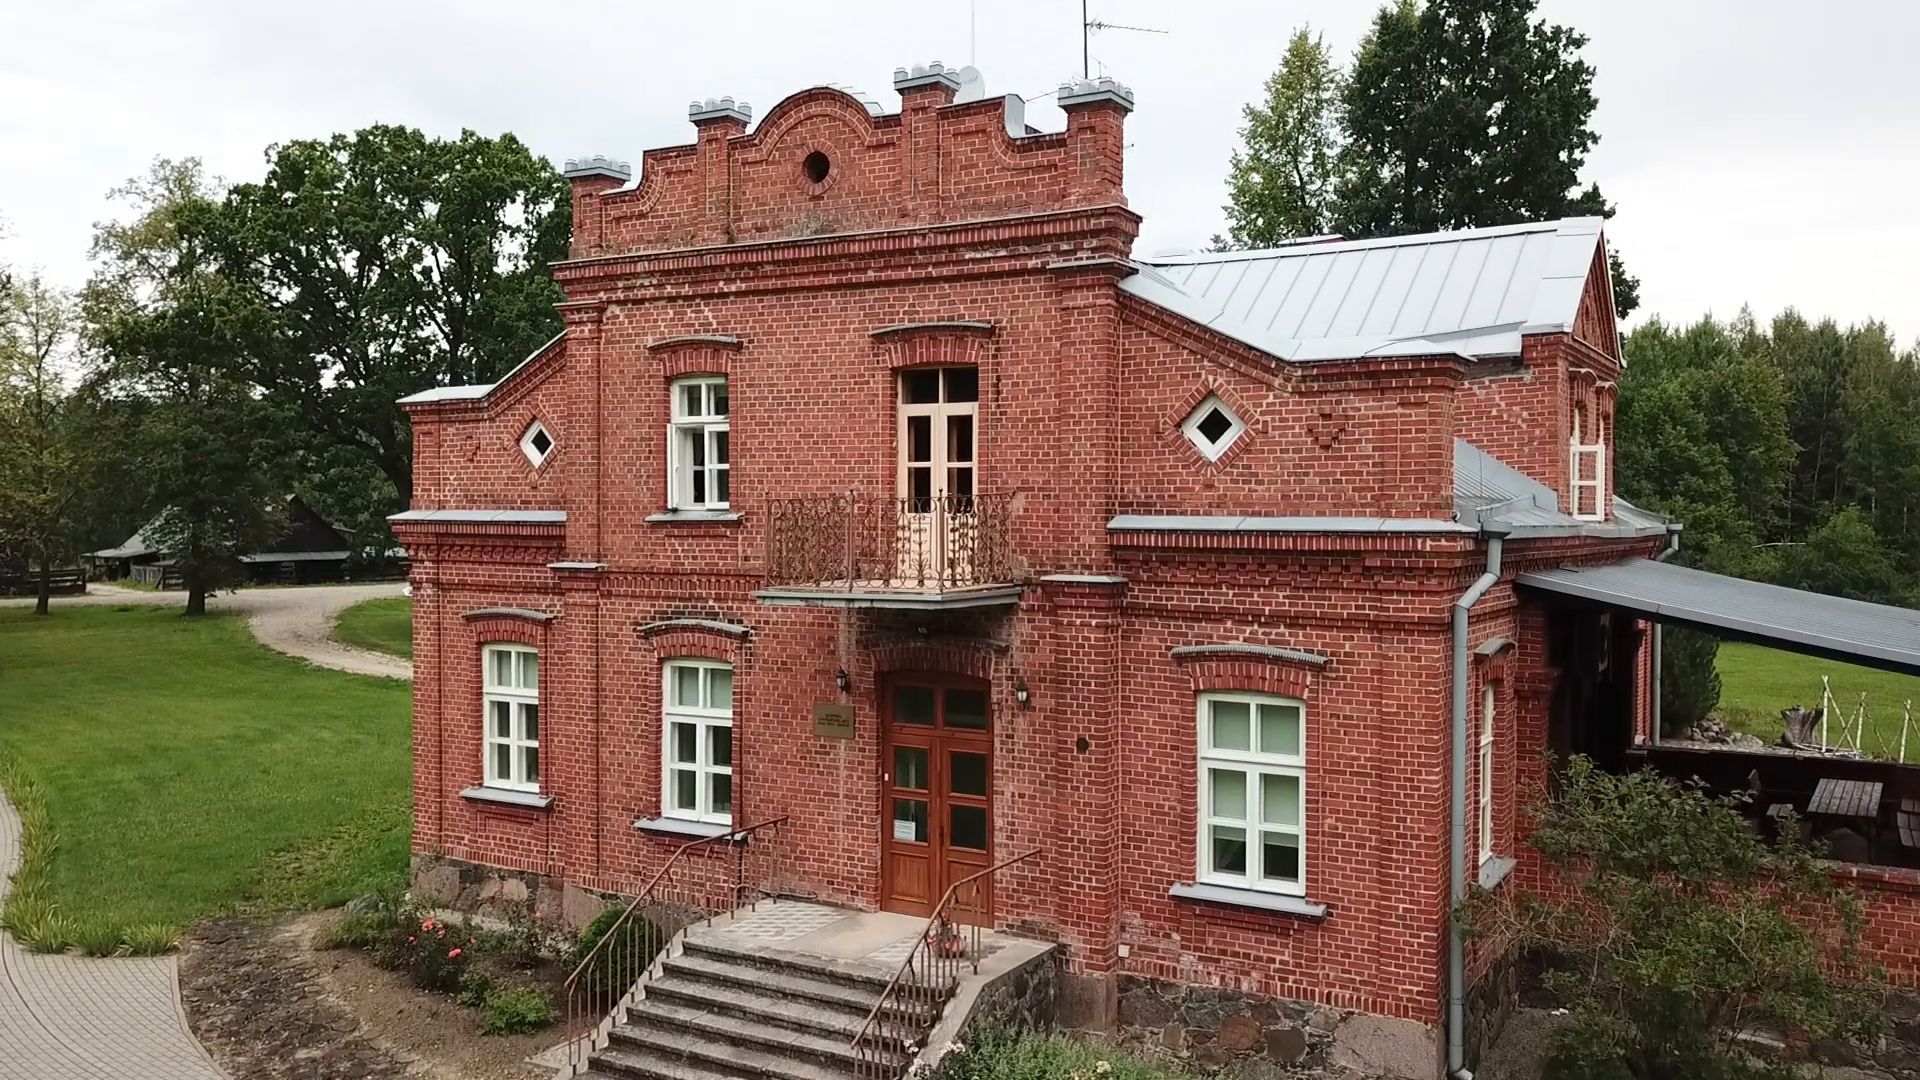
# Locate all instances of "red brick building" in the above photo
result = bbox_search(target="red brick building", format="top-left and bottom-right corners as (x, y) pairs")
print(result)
(391, 66), (1680, 1077)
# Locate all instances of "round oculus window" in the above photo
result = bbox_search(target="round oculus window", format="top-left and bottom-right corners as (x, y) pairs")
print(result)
(802, 151), (831, 185)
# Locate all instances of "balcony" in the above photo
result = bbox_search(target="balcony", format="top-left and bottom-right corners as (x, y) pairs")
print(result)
(757, 493), (1021, 609)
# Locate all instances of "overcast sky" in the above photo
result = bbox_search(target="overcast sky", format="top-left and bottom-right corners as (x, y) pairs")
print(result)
(2, 0), (1915, 347)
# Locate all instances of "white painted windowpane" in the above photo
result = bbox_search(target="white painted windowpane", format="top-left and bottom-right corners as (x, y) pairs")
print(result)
(671, 722), (697, 764)
(707, 667), (733, 710)
(680, 384), (703, 416)
(491, 649), (513, 687)
(1261, 773), (1301, 827)
(672, 769), (697, 811)
(1210, 700), (1252, 751)
(1261, 831), (1301, 883)
(672, 666), (702, 709)
(1210, 825), (1248, 876)
(711, 773), (733, 815)
(709, 725), (732, 768)
(492, 744), (512, 783)
(710, 381), (728, 417)
(522, 745), (540, 786)
(1258, 703), (1301, 756)
(1209, 768), (1248, 819)
(518, 651), (538, 691)
(491, 700), (511, 739)
(522, 702), (538, 742)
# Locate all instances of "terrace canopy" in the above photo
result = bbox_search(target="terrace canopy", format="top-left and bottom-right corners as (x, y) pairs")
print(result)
(1518, 558), (1920, 678)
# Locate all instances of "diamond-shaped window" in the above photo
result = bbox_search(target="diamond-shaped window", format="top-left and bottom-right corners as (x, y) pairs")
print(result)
(520, 421), (555, 467)
(1181, 396), (1246, 462)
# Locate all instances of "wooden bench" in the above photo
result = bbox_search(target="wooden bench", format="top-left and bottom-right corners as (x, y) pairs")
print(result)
(1899, 799), (1920, 850)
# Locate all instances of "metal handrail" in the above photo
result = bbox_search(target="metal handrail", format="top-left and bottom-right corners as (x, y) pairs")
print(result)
(562, 815), (790, 1073)
(763, 491), (1015, 591)
(849, 848), (1043, 1080)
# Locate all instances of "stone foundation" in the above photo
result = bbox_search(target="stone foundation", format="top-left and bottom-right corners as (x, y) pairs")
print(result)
(1463, 951), (1521, 1072)
(409, 853), (614, 930)
(1114, 975), (1440, 1078)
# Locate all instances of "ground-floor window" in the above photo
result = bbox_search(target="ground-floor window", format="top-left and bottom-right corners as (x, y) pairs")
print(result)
(1479, 683), (1496, 864)
(663, 659), (733, 825)
(482, 644), (540, 791)
(1197, 691), (1306, 895)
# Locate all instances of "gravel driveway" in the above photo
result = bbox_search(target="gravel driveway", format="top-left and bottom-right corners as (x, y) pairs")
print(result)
(1, 582), (412, 681)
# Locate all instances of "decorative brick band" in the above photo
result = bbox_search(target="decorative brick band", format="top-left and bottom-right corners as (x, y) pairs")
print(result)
(870, 640), (1002, 682)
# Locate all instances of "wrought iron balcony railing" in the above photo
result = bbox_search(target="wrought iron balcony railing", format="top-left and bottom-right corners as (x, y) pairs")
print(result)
(763, 492), (1017, 596)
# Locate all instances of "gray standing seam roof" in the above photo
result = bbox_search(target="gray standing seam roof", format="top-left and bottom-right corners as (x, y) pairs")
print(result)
(1125, 217), (1606, 364)
(1518, 558), (1920, 676)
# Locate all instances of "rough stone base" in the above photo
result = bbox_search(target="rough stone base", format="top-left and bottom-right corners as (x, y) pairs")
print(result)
(1112, 975), (1440, 1079)
(1057, 970), (1118, 1032)
(409, 852), (615, 931)
(1464, 950), (1521, 1072)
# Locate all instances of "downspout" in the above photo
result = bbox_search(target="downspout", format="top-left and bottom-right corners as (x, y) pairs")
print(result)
(1649, 524), (1683, 745)
(1449, 526), (1507, 1080)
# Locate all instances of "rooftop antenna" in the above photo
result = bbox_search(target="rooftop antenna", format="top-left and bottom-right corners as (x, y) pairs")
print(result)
(1082, 0), (1168, 77)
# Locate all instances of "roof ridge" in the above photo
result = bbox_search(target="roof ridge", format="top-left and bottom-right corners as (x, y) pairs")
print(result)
(1141, 217), (1601, 268)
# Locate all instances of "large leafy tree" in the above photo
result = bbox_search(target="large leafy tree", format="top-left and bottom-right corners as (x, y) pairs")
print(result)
(0, 275), (92, 614)
(83, 159), (286, 616)
(215, 127), (569, 501)
(1222, 0), (1640, 317)
(1467, 757), (1883, 1079)
(1217, 29), (1344, 248)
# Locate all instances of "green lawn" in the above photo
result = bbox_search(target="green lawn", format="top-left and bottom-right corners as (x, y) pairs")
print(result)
(333, 596), (413, 659)
(1717, 641), (1920, 761)
(0, 606), (411, 952)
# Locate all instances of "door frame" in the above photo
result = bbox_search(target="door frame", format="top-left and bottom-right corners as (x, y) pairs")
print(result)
(878, 671), (995, 922)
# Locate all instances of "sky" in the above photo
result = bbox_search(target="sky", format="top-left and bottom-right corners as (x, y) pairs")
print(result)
(2, 0), (1915, 348)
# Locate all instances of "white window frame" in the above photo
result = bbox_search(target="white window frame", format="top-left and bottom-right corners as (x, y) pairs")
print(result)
(662, 659), (734, 826)
(1478, 683), (1496, 865)
(1181, 395), (1247, 463)
(519, 420), (555, 468)
(482, 644), (540, 792)
(1196, 691), (1307, 897)
(668, 376), (730, 510)
(1569, 404), (1605, 520)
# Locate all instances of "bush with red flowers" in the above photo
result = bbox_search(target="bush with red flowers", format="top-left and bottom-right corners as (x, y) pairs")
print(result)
(375, 912), (476, 992)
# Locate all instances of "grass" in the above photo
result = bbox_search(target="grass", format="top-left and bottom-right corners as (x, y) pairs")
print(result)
(937, 1029), (1190, 1080)
(0, 606), (411, 953)
(333, 596), (413, 659)
(1716, 641), (1920, 761)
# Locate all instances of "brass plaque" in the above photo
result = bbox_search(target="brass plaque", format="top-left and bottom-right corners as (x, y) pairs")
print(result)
(813, 702), (856, 740)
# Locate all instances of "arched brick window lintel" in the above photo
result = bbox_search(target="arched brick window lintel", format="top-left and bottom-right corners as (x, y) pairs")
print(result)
(1474, 637), (1516, 682)
(870, 640), (1001, 682)
(639, 618), (749, 664)
(870, 322), (996, 371)
(649, 336), (743, 380)
(463, 611), (553, 649)
(1173, 645), (1328, 700)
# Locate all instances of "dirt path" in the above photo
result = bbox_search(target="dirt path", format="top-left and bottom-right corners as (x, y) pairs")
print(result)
(2, 582), (412, 681)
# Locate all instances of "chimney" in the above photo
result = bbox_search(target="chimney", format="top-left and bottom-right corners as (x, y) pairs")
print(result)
(689, 98), (752, 245)
(562, 156), (632, 258)
(1056, 77), (1134, 204)
(892, 61), (961, 110)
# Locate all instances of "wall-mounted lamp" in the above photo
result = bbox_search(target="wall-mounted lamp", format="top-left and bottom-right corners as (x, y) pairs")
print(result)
(834, 667), (851, 693)
(1013, 676), (1032, 710)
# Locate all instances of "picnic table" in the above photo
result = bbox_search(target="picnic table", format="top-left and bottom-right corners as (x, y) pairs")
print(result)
(1809, 777), (1884, 843)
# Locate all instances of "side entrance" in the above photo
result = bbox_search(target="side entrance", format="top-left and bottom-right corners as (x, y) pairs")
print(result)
(880, 673), (994, 923)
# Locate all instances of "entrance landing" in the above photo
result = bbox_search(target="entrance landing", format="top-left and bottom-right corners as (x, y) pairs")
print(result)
(685, 900), (1039, 976)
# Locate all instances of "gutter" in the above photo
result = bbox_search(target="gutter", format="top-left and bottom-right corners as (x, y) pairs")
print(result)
(1649, 524), (1684, 744)
(1449, 525), (1508, 1080)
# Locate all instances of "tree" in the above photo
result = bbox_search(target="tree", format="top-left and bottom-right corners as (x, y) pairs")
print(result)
(1217, 29), (1344, 248)
(1222, 0), (1640, 316)
(1466, 757), (1883, 1079)
(83, 159), (285, 616)
(1657, 627), (1720, 736)
(215, 126), (568, 501)
(0, 275), (89, 614)
(1780, 506), (1913, 607)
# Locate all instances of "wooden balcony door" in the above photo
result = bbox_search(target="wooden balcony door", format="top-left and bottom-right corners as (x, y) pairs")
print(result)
(881, 675), (994, 923)
(896, 367), (979, 585)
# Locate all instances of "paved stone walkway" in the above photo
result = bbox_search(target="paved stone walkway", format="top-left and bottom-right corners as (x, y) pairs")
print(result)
(0, 793), (229, 1080)
(1, 582), (412, 681)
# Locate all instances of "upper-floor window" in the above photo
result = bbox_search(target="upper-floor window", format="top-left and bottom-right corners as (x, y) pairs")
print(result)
(483, 644), (540, 791)
(1478, 683), (1496, 865)
(898, 367), (978, 508)
(670, 376), (729, 509)
(1197, 691), (1306, 896)
(663, 659), (733, 825)
(1569, 403), (1605, 520)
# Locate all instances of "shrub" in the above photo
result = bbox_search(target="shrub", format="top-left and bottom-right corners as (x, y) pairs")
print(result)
(457, 968), (496, 1009)
(70, 921), (131, 957)
(480, 985), (556, 1035)
(121, 923), (182, 956)
(474, 899), (556, 968)
(1464, 756), (1885, 1079)
(382, 913), (477, 993)
(933, 1028), (1185, 1080)
(569, 907), (667, 1000)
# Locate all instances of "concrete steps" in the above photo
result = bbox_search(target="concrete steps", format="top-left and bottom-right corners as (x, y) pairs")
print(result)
(578, 937), (922, 1080)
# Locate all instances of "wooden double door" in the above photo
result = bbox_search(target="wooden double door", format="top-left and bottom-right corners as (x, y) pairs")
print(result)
(881, 674), (993, 922)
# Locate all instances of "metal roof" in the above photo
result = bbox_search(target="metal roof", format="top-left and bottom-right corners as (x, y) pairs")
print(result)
(1453, 439), (1668, 539)
(1125, 218), (1606, 364)
(397, 332), (566, 406)
(1518, 558), (1920, 676)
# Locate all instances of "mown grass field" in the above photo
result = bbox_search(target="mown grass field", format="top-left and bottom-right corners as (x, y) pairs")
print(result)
(0, 605), (411, 953)
(332, 596), (413, 659)
(1717, 642), (1920, 760)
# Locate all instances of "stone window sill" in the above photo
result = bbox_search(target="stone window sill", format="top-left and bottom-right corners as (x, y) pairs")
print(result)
(1478, 855), (1516, 891)
(1169, 882), (1328, 919)
(646, 509), (743, 525)
(633, 816), (738, 840)
(460, 786), (553, 810)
